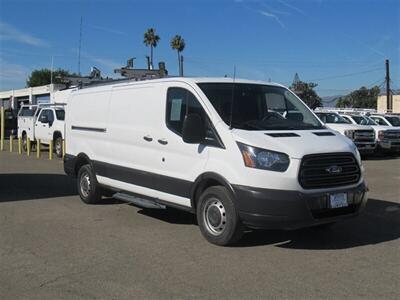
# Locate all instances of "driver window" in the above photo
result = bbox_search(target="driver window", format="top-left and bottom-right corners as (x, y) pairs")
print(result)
(166, 88), (207, 136)
(38, 110), (48, 123)
(48, 110), (54, 124)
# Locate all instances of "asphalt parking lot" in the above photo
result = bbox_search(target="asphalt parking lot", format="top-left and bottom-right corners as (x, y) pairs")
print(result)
(0, 146), (399, 299)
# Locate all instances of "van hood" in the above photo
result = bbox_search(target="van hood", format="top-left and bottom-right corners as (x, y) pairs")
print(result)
(231, 129), (355, 159)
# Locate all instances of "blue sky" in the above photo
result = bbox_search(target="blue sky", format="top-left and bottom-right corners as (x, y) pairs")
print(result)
(0, 0), (399, 96)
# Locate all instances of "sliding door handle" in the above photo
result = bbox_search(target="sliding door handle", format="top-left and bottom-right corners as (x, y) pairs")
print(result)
(143, 135), (153, 142)
(158, 139), (168, 145)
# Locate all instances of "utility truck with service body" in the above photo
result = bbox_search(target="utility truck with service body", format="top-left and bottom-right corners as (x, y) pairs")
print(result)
(315, 111), (376, 154)
(18, 104), (65, 157)
(64, 77), (368, 246)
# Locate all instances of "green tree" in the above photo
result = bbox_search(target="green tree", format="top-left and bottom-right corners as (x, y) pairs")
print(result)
(336, 97), (352, 108)
(290, 80), (322, 109)
(170, 35), (186, 75)
(335, 86), (380, 108)
(26, 68), (76, 87)
(143, 28), (160, 69)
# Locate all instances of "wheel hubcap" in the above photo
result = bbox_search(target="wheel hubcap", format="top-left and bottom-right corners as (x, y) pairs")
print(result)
(80, 172), (91, 198)
(203, 198), (227, 236)
(56, 142), (61, 154)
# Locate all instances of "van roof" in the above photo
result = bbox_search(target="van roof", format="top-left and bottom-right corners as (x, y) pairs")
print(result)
(71, 77), (285, 94)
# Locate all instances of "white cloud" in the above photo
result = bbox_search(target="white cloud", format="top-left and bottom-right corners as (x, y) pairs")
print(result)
(81, 53), (120, 71)
(259, 10), (286, 28)
(0, 22), (50, 47)
(278, 0), (306, 16)
(89, 25), (127, 36)
(0, 59), (31, 90)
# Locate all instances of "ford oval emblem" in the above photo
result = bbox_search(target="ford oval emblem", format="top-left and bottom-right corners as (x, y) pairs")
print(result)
(325, 165), (342, 174)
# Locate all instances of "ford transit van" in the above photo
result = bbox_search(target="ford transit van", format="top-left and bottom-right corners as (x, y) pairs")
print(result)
(64, 78), (368, 245)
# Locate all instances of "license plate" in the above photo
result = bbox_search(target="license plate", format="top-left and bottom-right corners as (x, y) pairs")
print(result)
(329, 193), (348, 208)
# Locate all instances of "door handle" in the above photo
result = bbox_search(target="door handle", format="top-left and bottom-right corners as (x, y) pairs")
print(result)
(158, 139), (168, 145)
(143, 135), (153, 142)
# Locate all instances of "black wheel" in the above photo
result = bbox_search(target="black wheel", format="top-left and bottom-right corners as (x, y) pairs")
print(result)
(54, 137), (63, 158)
(77, 164), (102, 204)
(197, 186), (244, 246)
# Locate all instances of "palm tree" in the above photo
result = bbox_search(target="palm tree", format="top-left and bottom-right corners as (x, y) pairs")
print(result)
(170, 35), (185, 75)
(143, 28), (160, 69)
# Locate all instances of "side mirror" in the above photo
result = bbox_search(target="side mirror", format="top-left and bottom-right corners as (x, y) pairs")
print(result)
(182, 113), (206, 144)
(40, 115), (49, 124)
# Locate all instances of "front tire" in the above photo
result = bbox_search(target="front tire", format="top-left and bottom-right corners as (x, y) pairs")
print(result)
(197, 186), (244, 246)
(54, 137), (63, 158)
(77, 164), (102, 204)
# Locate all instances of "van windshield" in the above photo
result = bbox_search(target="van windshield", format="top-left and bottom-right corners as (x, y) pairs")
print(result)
(198, 83), (324, 130)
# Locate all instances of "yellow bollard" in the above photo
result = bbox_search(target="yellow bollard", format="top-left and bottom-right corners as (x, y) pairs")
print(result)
(0, 106), (4, 151)
(49, 140), (53, 160)
(18, 137), (22, 154)
(27, 138), (31, 156)
(9, 135), (13, 152)
(36, 139), (40, 158)
(62, 139), (66, 158)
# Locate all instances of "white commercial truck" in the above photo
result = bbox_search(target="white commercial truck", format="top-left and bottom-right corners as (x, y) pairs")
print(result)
(340, 114), (400, 153)
(18, 104), (65, 157)
(314, 111), (376, 154)
(64, 77), (368, 246)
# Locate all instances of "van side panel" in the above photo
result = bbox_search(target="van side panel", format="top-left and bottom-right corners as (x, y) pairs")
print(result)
(99, 85), (177, 202)
(66, 90), (111, 162)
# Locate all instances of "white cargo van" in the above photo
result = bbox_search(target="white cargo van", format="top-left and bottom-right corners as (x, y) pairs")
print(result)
(64, 78), (368, 245)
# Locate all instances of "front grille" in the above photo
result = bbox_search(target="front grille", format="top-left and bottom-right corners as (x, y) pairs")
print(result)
(384, 130), (400, 140)
(354, 130), (375, 143)
(299, 153), (361, 189)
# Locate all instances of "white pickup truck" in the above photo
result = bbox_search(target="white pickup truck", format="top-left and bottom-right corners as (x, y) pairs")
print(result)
(340, 114), (400, 153)
(315, 111), (376, 154)
(17, 104), (65, 157)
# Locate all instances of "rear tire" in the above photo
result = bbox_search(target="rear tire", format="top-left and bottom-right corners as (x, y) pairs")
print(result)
(77, 164), (102, 204)
(197, 186), (244, 246)
(54, 137), (63, 158)
(22, 133), (30, 152)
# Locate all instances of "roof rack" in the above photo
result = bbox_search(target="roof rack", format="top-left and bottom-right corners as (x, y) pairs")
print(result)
(59, 60), (169, 90)
(114, 60), (168, 81)
(314, 107), (377, 115)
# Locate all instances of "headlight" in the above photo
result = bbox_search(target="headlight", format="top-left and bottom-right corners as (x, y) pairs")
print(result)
(237, 142), (290, 172)
(377, 130), (385, 141)
(344, 129), (355, 140)
(351, 143), (362, 165)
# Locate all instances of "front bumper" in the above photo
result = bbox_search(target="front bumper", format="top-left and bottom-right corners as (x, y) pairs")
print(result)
(378, 139), (400, 152)
(354, 142), (376, 153)
(234, 181), (368, 230)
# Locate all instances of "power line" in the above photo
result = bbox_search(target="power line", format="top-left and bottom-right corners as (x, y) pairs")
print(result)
(307, 67), (384, 82)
